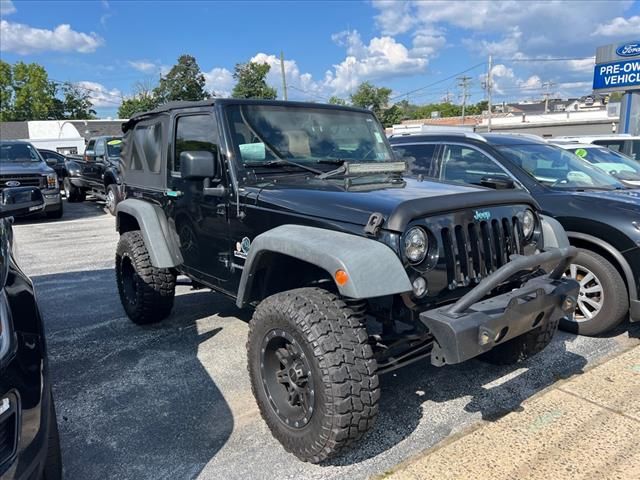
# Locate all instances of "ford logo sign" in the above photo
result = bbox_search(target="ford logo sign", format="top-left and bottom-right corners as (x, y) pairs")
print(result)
(616, 41), (640, 58)
(5, 180), (21, 187)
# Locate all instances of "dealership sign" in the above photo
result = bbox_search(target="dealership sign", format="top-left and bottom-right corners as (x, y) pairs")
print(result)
(593, 40), (640, 93)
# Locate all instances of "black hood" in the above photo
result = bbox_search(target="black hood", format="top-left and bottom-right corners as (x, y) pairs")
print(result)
(0, 161), (52, 175)
(254, 175), (538, 232)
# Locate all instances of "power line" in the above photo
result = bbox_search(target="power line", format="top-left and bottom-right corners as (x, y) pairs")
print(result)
(389, 61), (486, 101)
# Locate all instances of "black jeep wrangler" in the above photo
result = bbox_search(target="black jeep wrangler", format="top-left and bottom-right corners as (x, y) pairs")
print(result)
(114, 100), (579, 462)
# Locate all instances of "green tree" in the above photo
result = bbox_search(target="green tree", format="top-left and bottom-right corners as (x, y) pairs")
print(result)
(61, 83), (96, 119)
(153, 54), (211, 104)
(327, 95), (347, 105)
(231, 61), (277, 99)
(11, 61), (56, 120)
(350, 82), (392, 119)
(380, 104), (403, 127)
(118, 83), (159, 118)
(0, 60), (13, 121)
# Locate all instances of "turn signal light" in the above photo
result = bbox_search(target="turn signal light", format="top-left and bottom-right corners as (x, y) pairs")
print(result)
(335, 269), (349, 286)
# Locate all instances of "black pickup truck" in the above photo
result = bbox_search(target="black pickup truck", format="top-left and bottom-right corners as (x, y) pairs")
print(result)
(64, 136), (123, 215)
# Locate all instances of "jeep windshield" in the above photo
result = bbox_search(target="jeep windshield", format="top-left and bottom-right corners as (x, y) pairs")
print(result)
(0, 142), (42, 163)
(106, 138), (122, 157)
(497, 143), (625, 190)
(225, 104), (394, 172)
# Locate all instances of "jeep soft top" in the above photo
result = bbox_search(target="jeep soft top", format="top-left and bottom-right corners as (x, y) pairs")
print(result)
(113, 99), (579, 462)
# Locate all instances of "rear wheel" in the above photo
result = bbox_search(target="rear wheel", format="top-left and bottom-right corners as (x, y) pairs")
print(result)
(560, 249), (628, 336)
(115, 231), (176, 324)
(64, 178), (85, 203)
(247, 288), (379, 463)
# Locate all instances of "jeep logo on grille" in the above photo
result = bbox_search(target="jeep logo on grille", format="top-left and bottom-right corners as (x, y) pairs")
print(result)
(473, 210), (491, 221)
(5, 180), (21, 187)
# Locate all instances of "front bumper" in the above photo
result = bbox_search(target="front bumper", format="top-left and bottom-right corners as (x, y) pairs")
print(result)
(42, 191), (61, 211)
(421, 247), (580, 367)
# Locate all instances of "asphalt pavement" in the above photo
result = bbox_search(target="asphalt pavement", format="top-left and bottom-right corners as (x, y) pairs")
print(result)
(13, 200), (640, 480)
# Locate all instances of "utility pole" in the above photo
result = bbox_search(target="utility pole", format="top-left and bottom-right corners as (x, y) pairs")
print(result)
(457, 75), (472, 124)
(280, 51), (288, 101)
(487, 55), (493, 132)
(542, 81), (555, 113)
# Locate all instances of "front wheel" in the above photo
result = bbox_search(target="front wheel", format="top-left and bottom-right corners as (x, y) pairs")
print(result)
(105, 184), (120, 216)
(247, 288), (379, 463)
(64, 178), (85, 203)
(115, 231), (176, 324)
(560, 249), (628, 336)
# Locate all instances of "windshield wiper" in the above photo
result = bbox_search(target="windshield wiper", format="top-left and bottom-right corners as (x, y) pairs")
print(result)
(317, 159), (345, 165)
(244, 159), (323, 175)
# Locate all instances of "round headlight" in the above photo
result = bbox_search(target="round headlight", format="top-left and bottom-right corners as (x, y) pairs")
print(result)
(404, 227), (428, 264)
(523, 209), (536, 239)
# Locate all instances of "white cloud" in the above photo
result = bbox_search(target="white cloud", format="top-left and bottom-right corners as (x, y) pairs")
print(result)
(203, 67), (234, 97)
(373, 0), (415, 36)
(0, 20), (103, 54)
(465, 27), (522, 57)
(411, 29), (447, 58)
(0, 0), (16, 15)
(128, 60), (158, 73)
(592, 15), (640, 36)
(325, 30), (429, 95)
(76, 81), (122, 107)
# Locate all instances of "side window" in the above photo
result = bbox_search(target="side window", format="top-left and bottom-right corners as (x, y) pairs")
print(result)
(440, 144), (508, 186)
(85, 140), (95, 161)
(174, 114), (218, 173)
(593, 140), (623, 152)
(392, 143), (437, 178)
(95, 139), (105, 156)
(131, 123), (162, 173)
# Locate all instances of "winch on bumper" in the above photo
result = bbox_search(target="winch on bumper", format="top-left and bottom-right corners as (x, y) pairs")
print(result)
(421, 246), (580, 366)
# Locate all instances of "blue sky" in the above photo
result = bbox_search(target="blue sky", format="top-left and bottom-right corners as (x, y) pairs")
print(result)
(1, 0), (639, 118)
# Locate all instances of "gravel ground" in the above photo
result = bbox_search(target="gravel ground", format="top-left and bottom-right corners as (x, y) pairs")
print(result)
(13, 200), (640, 480)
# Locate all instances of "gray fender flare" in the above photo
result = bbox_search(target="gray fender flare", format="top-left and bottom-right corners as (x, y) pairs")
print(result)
(540, 215), (570, 249)
(236, 225), (412, 308)
(116, 198), (183, 268)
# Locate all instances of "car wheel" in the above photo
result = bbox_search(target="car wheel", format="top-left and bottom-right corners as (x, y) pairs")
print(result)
(560, 249), (628, 336)
(105, 184), (120, 216)
(247, 287), (379, 463)
(42, 392), (62, 480)
(63, 178), (85, 203)
(45, 202), (63, 219)
(115, 231), (176, 324)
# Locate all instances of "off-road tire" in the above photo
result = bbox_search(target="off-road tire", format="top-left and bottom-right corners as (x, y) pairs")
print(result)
(479, 314), (559, 365)
(560, 249), (628, 336)
(42, 392), (62, 480)
(106, 184), (120, 216)
(64, 178), (85, 202)
(247, 288), (379, 463)
(45, 202), (63, 219)
(115, 230), (176, 324)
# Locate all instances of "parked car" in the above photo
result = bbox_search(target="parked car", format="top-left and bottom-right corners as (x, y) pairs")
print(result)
(64, 136), (123, 215)
(0, 141), (63, 219)
(0, 187), (62, 479)
(553, 134), (640, 161)
(390, 132), (640, 336)
(37, 149), (68, 190)
(113, 100), (579, 462)
(553, 142), (640, 187)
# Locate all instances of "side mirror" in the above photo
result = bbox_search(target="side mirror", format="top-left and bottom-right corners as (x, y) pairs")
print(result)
(45, 158), (58, 167)
(0, 187), (45, 218)
(181, 151), (216, 180)
(480, 176), (515, 190)
(84, 150), (95, 161)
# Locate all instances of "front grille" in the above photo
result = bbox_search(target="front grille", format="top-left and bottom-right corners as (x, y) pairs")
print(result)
(0, 174), (43, 189)
(0, 411), (17, 467)
(441, 217), (525, 288)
